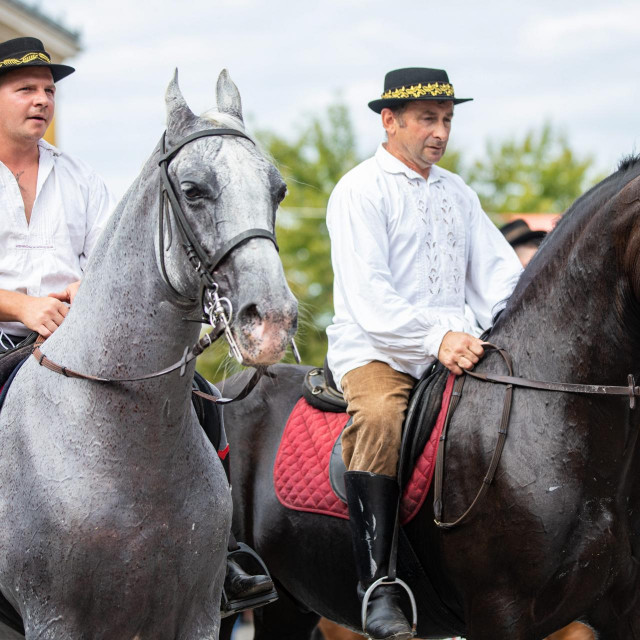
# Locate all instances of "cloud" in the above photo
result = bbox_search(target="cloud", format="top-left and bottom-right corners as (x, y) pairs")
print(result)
(521, 4), (640, 57)
(35, 0), (640, 201)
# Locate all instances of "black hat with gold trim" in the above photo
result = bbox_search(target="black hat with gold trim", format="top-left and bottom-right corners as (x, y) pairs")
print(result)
(0, 37), (74, 82)
(368, 67), (472, 113)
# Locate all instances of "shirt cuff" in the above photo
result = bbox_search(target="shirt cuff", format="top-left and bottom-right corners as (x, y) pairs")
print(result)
(424, 325), (452, 360)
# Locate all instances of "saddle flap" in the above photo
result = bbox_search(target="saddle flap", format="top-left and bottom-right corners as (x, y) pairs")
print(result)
(327, 363), (449, 504)
(329, 418), (352, 502)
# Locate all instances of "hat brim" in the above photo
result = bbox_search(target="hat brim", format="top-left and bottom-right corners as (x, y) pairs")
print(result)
(508, 230), (547, 247)
(368, 96), (473, 114)
(0, 60), (75, 83)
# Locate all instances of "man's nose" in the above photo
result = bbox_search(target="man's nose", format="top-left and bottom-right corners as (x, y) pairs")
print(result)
(32, 89), (50, 106)
(433, 119), (449, 140)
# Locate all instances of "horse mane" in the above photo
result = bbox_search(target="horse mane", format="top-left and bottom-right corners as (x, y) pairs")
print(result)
(617, 153), (640, 173)
(495, 153), (640, 325)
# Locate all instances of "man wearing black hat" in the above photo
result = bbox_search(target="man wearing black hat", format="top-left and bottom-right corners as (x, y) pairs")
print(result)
(325, 68), (523, 640)
(0, 37), (115, 351)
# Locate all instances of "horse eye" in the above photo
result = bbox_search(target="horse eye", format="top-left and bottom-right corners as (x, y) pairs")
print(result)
(181, 182), (203, 200)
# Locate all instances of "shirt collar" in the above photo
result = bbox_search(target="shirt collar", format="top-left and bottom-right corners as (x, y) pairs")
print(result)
(37, 139), (62, 158)
(375, 143), (442, 184)
(36, 139), (60, 196)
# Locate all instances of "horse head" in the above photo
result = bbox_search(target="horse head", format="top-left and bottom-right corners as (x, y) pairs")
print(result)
(159, 70), (298, 366)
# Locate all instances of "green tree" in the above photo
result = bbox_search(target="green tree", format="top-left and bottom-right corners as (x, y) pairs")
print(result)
(468, 122), (599, 213)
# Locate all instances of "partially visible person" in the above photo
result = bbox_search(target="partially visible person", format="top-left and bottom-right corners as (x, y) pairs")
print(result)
(499, 218), (546, 267)
(0, 37), (115, 352)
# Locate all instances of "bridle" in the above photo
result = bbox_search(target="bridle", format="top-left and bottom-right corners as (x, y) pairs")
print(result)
(433, 343), (640, 529)
(157, 127), (280, 360)
(32, 126), (299, 402)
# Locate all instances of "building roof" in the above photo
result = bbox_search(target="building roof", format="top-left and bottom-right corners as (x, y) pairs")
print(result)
(0, 0), (81, 60)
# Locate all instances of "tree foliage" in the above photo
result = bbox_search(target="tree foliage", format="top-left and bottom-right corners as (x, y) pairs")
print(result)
(467, 122), (599, 213)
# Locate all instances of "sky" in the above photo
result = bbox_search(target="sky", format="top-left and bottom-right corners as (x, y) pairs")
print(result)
(33, 0), (640, 200)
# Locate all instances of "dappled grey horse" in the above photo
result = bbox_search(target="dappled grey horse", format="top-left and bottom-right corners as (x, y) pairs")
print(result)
(0, 70), (297, 639)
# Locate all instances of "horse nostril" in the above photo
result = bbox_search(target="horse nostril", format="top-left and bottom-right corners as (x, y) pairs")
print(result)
(237, 303), (263, 326)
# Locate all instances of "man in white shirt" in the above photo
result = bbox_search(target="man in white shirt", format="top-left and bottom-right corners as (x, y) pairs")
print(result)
(326, 67), (523, 640)
(0, 37), (115, 352)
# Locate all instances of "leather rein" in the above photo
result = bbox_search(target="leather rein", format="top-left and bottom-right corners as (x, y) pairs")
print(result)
(31, 126), (284, 405)
(433, 343), (640, 529)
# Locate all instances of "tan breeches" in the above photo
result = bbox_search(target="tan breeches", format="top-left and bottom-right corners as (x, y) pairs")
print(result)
(340, 361), (416, 477)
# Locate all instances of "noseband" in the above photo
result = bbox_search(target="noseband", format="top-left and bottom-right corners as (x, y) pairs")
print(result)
(157, 127), (280, 359)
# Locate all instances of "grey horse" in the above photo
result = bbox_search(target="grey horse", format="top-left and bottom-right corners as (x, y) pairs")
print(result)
(0, 70), (297, 639)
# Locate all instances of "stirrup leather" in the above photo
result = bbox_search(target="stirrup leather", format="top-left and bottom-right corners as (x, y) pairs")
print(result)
(220, 542), (278, 617)
(361, 576), (418, 636)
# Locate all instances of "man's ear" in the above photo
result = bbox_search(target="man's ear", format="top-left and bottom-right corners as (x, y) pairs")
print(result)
(381, 107), (397, 137)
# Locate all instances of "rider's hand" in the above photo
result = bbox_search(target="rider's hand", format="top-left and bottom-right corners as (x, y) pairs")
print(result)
(18, 295), (69, 338)
(49, 280), (81, 305)
(437, 331), (485, 376)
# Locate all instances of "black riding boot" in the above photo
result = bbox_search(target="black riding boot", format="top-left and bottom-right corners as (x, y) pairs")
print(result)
(224, 531), (275, 601)
(192, 377), (277, 614)
(344, 471), (414, 640)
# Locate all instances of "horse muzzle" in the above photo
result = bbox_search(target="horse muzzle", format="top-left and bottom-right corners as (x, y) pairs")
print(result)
(232, 299), (298, 366)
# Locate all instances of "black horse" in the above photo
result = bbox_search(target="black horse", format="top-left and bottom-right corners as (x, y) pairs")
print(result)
(220, 158), (640, 640)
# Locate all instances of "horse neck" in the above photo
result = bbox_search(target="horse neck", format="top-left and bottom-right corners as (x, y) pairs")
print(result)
(493, 208), (639, 386)
(41, 164), (201, 388)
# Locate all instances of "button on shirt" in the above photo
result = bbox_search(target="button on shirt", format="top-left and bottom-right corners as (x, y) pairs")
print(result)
(326, 144), (522, 389)
(0, 139), (116, 337)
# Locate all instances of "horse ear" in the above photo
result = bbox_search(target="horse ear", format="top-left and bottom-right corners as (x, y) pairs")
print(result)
(216, 69), (244, 124)
(165, 69), (198, 137)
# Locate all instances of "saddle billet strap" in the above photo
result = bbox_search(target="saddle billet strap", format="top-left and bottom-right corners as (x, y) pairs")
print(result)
(433, 344), (513, 530)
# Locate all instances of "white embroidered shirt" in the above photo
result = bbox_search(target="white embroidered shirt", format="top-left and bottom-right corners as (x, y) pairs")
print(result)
(0, 139), (116, 338)
(326, 144), (522, 389)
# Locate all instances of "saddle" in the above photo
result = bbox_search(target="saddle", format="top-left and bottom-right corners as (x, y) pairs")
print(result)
(302, 360), (449, 501)
(275, 361), (453, 525)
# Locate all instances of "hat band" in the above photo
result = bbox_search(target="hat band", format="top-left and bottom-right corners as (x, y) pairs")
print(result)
(381, 81), (454, 100)
(0, 51), (51, 70)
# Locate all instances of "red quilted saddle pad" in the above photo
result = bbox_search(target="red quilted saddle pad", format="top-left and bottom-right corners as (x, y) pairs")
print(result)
(274, 373), (455, 524)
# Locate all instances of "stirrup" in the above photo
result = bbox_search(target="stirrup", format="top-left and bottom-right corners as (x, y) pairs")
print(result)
(220, 542), (278, 618)
(361, 576), (417, 636)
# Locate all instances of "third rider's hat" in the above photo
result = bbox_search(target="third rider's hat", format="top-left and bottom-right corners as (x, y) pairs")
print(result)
(368, 67), (472, 113)
(0, 37), (74, 82)
(500, 219), (547, 248)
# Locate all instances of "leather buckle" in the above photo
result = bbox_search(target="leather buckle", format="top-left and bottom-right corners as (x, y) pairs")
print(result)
(628, 374), (637, 409)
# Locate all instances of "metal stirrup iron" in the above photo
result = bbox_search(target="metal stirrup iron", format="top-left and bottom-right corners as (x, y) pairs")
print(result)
(361, 577), (418, 635)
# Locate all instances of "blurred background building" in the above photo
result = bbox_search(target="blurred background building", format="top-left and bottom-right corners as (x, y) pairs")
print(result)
(0, 0), (79, 145)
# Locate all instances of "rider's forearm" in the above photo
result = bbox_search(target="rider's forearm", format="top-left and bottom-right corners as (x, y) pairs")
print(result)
(0, 289), (32, 323)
